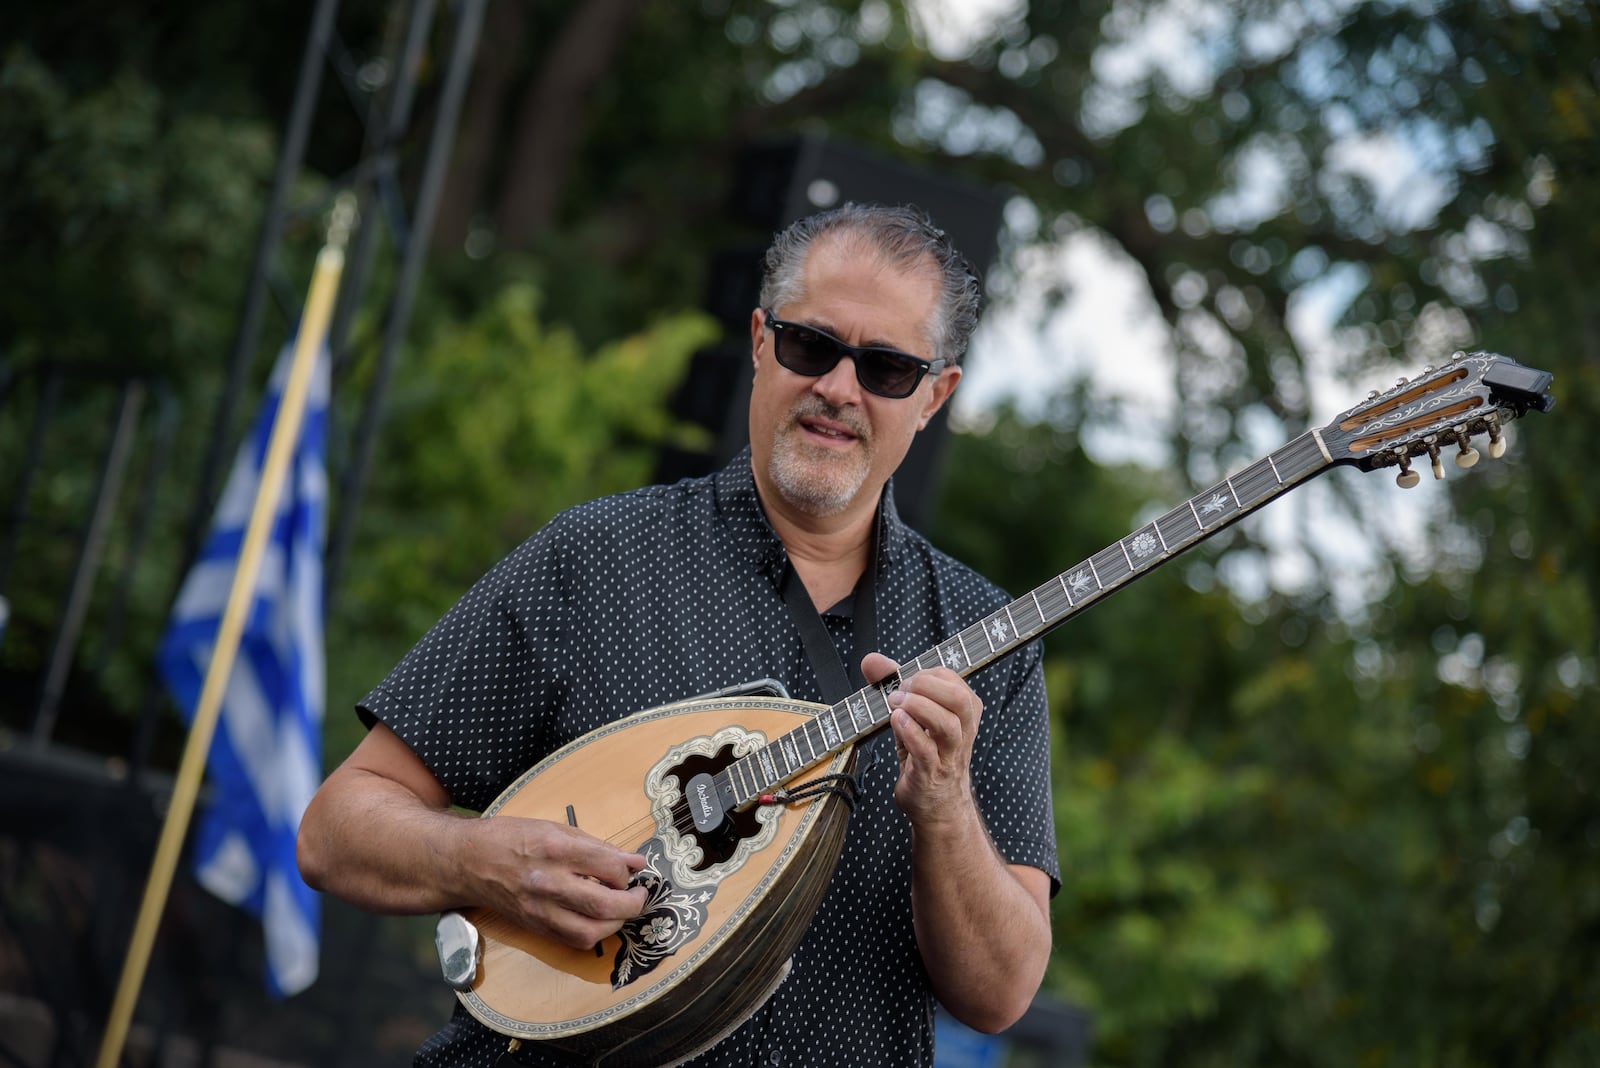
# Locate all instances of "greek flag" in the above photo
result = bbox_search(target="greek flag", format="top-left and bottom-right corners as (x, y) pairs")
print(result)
(157, 336), (328, 998)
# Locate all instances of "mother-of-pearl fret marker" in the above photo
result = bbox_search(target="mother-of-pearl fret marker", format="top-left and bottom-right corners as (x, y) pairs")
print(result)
(1129, 530), (1160, 558)
(1067, 569), (1094, 598)
(819, 714), (840, 747)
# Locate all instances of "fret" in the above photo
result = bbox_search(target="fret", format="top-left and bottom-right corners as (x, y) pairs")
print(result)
(984, 612), (1012, 651)
(1014, 593), (1044, 638)
(937, 638), (967, 673)
(1036, 580), (1069, 621)
(1159, 505), (1201, 552)
(1234, 457), (1280, 507)
(734, 758), (755, 800)
(1061, 565), (1095, 605)
(1092, 545), (1131, 588)
(1276, 434), (1326, 483)
(801, 723), (819, 761)
(963, 620), (991, 659)
(1225, 476), (1241, 508)
(865, 684), (894, 724)
(1003, 604), (1020, 641)
(976, 614), (997, 653)
(780, 735), (801, 772)
(1193, 483), (1237, 529)
(955, 630), (974, 664)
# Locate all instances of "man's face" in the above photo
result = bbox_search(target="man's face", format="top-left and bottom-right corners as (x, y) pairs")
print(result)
(748, 238), (962, 521)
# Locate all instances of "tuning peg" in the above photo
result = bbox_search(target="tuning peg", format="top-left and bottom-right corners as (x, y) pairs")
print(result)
(1395, 452), (1421, 488)
(1425, 437), (1444, 480)
(1487, 417), (1507, 459)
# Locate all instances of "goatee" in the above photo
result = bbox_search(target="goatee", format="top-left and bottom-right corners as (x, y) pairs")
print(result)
(767, 399), (871, 517)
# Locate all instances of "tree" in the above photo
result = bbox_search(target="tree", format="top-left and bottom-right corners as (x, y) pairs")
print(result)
(5, 0), (1597, 1062)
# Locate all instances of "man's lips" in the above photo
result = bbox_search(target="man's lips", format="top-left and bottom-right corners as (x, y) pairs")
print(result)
(798, 415), (859, 443)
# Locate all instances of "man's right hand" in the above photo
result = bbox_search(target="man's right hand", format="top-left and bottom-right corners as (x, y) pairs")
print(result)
(297, 723), (647, 948)
(469, 816), (648, 949)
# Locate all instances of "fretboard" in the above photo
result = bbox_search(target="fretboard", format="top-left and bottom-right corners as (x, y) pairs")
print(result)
(718, 428), (1335, 808)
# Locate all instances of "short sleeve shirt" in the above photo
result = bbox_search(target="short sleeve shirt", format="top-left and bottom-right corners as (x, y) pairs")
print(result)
(359, 450), (1058, 1068)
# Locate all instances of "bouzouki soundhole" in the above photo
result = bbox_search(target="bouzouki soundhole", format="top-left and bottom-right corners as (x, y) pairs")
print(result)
(646, 726), (782, 891)
(663, 745), (766, 869)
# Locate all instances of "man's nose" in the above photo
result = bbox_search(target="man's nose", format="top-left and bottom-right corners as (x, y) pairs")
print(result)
(812, 354), (862, 405)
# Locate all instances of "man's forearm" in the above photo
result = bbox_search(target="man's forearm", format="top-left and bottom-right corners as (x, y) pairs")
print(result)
(297, 767), (478, 915)
(909, 800), (1053, 1033)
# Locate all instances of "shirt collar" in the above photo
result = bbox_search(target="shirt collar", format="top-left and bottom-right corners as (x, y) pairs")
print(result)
(714, 447), (909, 581)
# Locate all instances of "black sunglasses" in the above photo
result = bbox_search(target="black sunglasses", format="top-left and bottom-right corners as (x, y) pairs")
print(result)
(763, 309), (946, 399)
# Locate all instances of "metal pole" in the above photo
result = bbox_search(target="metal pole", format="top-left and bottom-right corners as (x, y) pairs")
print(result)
(32, 380), (146, 744)
(323, 0), (486, 602)
(183, 0), (341, 571)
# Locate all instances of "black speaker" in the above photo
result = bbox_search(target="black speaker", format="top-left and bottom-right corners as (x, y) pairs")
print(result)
(660, 134), (1006, 531)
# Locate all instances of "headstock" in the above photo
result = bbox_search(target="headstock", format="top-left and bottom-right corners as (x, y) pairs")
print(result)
(1318, 351), (1555, 486)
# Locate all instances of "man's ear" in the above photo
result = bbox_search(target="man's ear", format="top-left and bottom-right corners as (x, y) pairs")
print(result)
(916, 365), (962, 432)
(749, 307), (766, 373)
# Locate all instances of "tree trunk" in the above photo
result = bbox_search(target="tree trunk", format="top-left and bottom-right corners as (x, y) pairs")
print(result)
(494, 0), (644, 249)
(432, 0), (529, 252)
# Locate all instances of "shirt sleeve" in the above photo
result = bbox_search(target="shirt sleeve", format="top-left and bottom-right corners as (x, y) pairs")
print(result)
(356, 520), (578, 813)
(970, 637), (1060, 896)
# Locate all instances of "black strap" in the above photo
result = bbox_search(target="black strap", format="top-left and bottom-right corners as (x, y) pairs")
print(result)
(778, 553), (878, 704)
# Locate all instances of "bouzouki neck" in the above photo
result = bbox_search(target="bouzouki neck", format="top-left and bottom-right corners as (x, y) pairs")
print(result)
(715, 350), (1555, 812)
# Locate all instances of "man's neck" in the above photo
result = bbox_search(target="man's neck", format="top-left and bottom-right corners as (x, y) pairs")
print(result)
(764, 497), (878, 612)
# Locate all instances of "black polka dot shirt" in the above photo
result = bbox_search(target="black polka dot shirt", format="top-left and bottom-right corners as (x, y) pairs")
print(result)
(358, 450), (1059, 1067)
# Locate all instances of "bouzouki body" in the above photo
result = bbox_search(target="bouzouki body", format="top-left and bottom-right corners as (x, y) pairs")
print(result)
(451, 694), (857, 1066)
(437, 352), (1555, 1065)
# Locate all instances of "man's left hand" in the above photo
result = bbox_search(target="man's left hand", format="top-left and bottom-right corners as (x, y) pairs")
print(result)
(861, 651), (981, 825)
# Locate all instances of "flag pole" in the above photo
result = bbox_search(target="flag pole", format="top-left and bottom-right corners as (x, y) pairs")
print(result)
(96, 193), (357, 1068)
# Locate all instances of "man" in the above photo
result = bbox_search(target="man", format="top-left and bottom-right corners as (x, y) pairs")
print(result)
(297, 203), (1058, 1066)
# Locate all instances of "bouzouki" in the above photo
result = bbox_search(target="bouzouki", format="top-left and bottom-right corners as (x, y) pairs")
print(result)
(432, 350), (1554, 1067)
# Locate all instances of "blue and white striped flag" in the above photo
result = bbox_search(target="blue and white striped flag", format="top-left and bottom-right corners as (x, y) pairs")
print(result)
(157, 336), (329, 998)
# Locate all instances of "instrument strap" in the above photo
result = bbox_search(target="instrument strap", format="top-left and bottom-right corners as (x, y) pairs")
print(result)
(777, 532), (879, 705)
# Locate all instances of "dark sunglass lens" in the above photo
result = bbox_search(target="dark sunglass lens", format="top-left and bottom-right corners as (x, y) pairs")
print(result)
(779, 327), (844, 376)
(859, 350), (922, 397)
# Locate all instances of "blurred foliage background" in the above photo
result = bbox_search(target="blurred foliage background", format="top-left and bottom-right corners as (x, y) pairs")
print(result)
(2, 0), (1597, 1064)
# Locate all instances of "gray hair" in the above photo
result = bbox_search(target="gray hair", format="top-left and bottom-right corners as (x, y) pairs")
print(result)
(757, 203), (982, 366)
